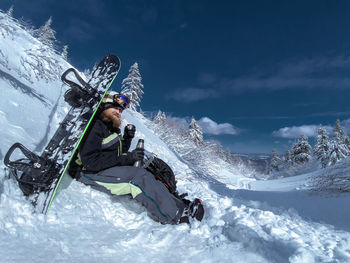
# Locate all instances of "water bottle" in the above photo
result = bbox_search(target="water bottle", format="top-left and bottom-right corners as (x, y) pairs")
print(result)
(133, 139), (144, 167)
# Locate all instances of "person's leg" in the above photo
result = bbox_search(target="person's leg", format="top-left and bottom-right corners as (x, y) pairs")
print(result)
(78, 166), (185, 224)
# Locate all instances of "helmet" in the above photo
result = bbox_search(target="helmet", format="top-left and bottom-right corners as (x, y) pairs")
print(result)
(100, 91), (130, 111)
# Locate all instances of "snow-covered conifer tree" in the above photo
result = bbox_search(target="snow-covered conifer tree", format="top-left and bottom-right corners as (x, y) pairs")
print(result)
(153, 110), (166, 125)
(313, 125), (330, 168)
(333, 120), (350, 156)
(61, 45), (68, 60)
(327, 120), (350, 165)
(311, 121), (350, 192)
(187, 117), (203, 146)
(334, 120), (346, 140)
(224, 149), (232, 163)
(121, 62), (144, 111)
(328, 141), (347, 165)
(344, 136), (350, 159)
(0, 6), (18, 37)
(35, 17), (56, 49)
(6, 5), (14, 17)
(269, 149), (281, 172)
(290, 134), (312, 164)
(231, 154), (242, 165)
(283, 150), (292, 167)
(198, 139), (224, 159)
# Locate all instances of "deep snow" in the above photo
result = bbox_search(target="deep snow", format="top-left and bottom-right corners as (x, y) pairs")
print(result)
(1, 10), (350, 263)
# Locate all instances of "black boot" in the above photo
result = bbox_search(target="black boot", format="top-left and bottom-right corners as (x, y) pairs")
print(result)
(178, 198), (205, 224)
(188, 198), (205, 221)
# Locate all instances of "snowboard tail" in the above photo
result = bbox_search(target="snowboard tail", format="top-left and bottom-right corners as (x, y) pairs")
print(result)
(4, 54), (121, 213)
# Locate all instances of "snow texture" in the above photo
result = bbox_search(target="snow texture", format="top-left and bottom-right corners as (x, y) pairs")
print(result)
(1, 10), (350, 263)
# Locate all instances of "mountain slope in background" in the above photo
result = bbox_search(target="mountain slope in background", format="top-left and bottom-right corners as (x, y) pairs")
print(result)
(1, 10), (350, 263)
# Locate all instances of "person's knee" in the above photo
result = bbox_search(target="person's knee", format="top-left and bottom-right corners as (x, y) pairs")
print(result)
(132, 167), (153, 181)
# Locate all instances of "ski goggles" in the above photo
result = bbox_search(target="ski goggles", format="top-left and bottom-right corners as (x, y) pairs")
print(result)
(103, 92), (130, 110)
(114, 94), (130, 109)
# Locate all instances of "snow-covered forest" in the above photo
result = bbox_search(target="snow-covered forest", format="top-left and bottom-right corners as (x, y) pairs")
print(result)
(267, 120), (350, 192)
(1, 8), (350, 263)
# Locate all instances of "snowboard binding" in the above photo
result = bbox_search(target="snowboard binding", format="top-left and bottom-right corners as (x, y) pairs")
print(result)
(4, 143), (61, 196)
(62, 68), (101, 108)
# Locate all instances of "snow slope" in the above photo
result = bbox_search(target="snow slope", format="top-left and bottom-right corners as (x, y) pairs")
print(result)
(0, 11), (70, 155)
(1, 10), (350, 263)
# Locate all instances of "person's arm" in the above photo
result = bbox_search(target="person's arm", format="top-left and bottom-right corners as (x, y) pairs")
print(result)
(122, 137), (132, 153)
(122, 124), (136, 153)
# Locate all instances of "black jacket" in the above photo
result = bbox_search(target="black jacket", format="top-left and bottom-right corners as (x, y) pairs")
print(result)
(80, 118), (133, 173)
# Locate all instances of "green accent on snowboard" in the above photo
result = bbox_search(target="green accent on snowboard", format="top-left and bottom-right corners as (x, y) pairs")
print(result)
(43, 57), (121, 214)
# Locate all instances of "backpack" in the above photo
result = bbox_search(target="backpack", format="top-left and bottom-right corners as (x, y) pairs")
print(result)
(145, 157), (177, 195)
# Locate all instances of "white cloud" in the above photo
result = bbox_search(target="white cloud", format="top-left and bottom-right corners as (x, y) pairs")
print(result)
(341, 118), (350, 134)
(198, 117), (239, 135)
(222, 56), (350, 93)
(166, 87), (218, 102)
(167, 56), (350, 103)
(272, 124), (332, 139)
(161, 115), (239, 136)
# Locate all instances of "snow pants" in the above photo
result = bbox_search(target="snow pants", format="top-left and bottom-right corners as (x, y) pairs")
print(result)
(78, 166), (185, 224)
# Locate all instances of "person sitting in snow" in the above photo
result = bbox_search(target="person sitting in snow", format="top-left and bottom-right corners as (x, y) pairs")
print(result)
(74, 91), (204, 224)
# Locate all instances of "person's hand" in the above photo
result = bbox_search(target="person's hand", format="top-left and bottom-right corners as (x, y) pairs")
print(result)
(129, 148), (144, 163)
(124, 124), (136, 139)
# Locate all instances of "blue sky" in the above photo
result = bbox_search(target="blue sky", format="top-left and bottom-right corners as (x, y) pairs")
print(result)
(2, 0), (350, 154)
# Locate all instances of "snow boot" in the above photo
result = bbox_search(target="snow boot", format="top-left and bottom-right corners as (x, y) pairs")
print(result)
(178, 198), (205, 224)
(189, 198), (205, 221)
(179, 214), (190, 224)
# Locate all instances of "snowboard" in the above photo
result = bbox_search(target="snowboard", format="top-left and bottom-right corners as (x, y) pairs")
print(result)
(4, 54), (121, 214)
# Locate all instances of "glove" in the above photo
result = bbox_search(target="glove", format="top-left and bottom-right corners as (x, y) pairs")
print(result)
(124, 124), (136, 139)
(127, 148), (144, 164)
